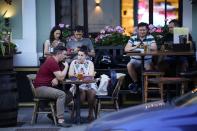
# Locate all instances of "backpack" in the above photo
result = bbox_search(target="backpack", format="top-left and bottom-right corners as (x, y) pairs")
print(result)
(94, 49), (113, 69)
(107, 70), (118, 96)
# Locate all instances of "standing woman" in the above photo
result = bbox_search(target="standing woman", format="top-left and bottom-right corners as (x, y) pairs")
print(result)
(44, 25), (64, 57)
(68, 45), (97, 122)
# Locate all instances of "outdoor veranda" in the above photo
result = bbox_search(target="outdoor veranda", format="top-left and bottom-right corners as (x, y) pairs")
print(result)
(0, 92), (145, 131)
(1, 0), (197, 130)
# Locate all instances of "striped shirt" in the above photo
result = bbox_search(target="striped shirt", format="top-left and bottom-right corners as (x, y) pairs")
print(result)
(128, 34), (156, 60)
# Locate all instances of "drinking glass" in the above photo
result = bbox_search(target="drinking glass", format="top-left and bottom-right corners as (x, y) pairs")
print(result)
(77, 73), (84, 80)
(144, 44), (148, 52)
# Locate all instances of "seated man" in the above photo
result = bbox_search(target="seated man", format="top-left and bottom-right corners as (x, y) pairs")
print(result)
(66, 25), (95, 63)
(125, 22), (157, 93)
(33, 45), (72, 127)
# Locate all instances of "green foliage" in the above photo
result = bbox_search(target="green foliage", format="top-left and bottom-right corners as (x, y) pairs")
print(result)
(62, 28), (72, 38)
(0, 11), (16, 56)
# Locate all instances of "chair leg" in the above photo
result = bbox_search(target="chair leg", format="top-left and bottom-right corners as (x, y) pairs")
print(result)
(50, 102), (57, 126)
(144, 76), (148, 103)
(68, 101), (75, 121)
(114, 99), (119, 111)
(93, 105), (97, 119)
(95, 99), (101, 118)
(31, 102), (38, 125)
(180, 82), (186, 95)
(95, 99), (100, 119)
(159, 83), (164, 101)
(98, 100), (101, 116)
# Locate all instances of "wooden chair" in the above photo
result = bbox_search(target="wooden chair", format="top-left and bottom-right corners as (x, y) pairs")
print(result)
(95, 74), (125, 119)
(26, 74), (57, 125)
(148, 77), (189, 102)
(143, 71), (164, 103)
(180, 70), (197, 87)
(38, 43), (45, 66)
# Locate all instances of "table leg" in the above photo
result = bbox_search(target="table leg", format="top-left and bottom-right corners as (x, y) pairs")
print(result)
(75, 85), (81, 124)
(141, 56), (145, 103)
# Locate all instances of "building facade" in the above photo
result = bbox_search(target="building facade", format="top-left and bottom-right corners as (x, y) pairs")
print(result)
(0, 0), (195, 66)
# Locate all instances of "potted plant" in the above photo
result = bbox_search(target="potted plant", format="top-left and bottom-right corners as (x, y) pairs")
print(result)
(0, 11), (17, 71)
(0, 11), (17, 56)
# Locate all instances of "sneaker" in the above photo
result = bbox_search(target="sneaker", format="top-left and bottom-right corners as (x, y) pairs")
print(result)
(128, 83), (138, 94)
(57, 122), (72, 127)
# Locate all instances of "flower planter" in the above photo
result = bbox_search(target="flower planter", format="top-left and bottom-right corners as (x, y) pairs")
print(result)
(94, 45), (127, 69)
(0, 55), (13, 71)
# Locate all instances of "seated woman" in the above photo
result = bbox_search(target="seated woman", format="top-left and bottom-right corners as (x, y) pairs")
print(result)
(68, 45), (97, 122)
(44, 25), (65, 57)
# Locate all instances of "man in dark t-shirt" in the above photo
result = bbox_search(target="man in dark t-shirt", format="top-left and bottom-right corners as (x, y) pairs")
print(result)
(160, 19), (193, 73)
(34, 45), (71, 127)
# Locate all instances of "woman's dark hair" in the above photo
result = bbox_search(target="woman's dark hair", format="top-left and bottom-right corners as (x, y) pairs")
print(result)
(49, 25), (63, 43)
(78, 45), (88, 55)
(137, 22), (149, 30)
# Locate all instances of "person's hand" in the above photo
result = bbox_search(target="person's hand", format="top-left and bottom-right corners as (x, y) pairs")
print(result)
(74, 47), (80, 53)
(62, 61), (68, 67)
(52, 40), (60, 47)
(51, 78), (58, 86)
(136, 42), (141, 48)
(65, 55), (71, 59)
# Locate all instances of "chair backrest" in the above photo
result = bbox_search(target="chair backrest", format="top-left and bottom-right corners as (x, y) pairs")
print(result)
(112, 74), (125, 98)
(39, 42), (46, 66)
(26, 74), (37, 98)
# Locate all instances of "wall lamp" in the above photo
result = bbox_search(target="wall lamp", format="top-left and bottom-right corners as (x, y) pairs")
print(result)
(95, 3), (100, 7)
(95, 0), (101, 7)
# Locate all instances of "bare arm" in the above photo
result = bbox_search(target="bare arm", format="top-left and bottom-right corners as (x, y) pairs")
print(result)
(51, 78), (59, 86)
(53, 61), (69, 81)
(87, 61), (95, 76)
(124, 42), (141, 52)
(68, 61), (75, 77)
(44, 40), (51, 57)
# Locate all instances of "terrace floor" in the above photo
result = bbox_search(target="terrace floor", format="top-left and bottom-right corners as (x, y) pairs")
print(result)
(0, 103), (138, 131)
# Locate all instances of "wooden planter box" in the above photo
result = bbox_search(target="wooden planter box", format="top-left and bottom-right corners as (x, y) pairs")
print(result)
(95, 45), (124, 60)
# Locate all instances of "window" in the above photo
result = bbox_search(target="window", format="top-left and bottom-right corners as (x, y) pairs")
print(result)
(121, 0), (134, 35)
(153, 0), (179, 26)
(121, 0), (180, 34)
(138, 0), (149, 23)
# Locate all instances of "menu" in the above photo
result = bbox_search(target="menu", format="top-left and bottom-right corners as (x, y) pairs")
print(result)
(173, 27), (189, 44)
